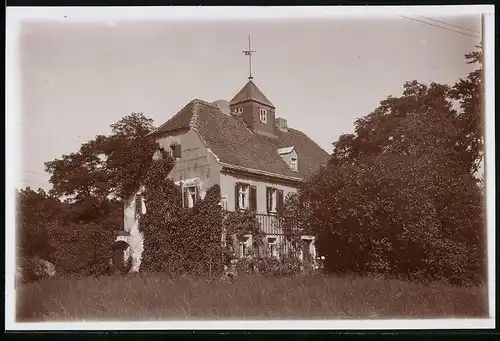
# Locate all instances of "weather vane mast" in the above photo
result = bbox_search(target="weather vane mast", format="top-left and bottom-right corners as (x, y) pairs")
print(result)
(242, 34), (256, 80)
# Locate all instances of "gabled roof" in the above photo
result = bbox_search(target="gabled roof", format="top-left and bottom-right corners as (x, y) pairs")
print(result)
(278, 147), (296, 155)
(212, 99), (231, 115)
(154, 100), (196, 135)
(229, 80), (275, 108)
(152, 99), (330, 181)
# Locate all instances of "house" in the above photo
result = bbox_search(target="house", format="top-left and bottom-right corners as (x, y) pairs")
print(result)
(117, 79), (330, 273)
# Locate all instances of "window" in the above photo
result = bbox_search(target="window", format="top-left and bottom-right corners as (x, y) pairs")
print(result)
(266, 187), (284, 213)
(170, 144), (181, 159)
(239, 236), (250, 258)
(259, 108), (267, 123)
(267, 237), (277, 258)
(290, 157), (298, 171)
(182, 185), (198, 208)
(156, 147), (166, 160)
(135, 194), (143, 219)
(235, 183), (257, 211)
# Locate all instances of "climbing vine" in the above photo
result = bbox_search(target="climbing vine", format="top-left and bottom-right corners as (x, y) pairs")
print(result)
(138, 150), (265, 277)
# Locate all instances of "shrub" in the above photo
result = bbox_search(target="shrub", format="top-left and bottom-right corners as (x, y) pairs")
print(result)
(140, 152), (224, 277)
(48, 220), (114, 277)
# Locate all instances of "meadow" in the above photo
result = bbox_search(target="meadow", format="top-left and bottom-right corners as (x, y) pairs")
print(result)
(16, 274), (488, 321)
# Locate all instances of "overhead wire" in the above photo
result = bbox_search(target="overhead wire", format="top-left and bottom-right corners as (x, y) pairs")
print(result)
(417, 15), (480, 35)
(20, 169), (47, 176)
(400, 15), (481, 39)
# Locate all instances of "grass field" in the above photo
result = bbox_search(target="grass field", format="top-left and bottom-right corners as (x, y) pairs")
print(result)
(16, 274), (488, 321)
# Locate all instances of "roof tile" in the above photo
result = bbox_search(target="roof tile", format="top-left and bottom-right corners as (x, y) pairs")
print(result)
(154, 99), (330, 180)
(229, 80), (275, 108)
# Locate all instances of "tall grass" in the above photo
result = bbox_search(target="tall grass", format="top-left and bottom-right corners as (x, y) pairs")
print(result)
(16, 274), (488, 321)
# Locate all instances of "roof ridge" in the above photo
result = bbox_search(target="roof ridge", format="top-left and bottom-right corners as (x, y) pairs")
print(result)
(189, 100), (201, 128)
(287, 127), (307, 135)
(154, 100), (195, 132)
(193, 98), (220, 109)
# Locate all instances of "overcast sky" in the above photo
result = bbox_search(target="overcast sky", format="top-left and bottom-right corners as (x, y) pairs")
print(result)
(19, 15), (481, 191)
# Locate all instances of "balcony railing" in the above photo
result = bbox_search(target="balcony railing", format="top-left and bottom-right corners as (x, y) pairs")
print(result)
(254, 213), (308, 236)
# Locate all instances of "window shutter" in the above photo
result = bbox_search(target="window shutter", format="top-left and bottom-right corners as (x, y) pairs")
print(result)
(234, 183), (239, 211)
(171, 144), (181, 158)
(182, 187), (188, 208)
(277, 190), (284, 213)
(195, 185), (200, 204)
(266, 187), (271, 213)
(250, 186), (257, 211)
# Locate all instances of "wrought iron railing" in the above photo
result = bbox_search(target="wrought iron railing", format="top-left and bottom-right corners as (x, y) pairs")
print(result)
(221, 211), (313, 259)
(254, 213), (307, 236)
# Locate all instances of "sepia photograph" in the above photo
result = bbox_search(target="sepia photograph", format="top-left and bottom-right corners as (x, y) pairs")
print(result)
(6, 6), (495, 330)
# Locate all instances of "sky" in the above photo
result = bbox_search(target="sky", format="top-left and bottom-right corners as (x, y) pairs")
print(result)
(18, 15), (481, 191)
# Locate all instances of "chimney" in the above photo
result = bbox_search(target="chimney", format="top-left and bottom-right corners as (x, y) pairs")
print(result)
(275, 117), (288, 132)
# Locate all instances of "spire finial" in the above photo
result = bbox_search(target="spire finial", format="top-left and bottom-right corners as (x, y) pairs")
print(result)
(242, 34), (256, 80)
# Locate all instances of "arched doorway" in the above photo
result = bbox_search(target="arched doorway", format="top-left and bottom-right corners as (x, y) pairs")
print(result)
(112, 240), (130, 274)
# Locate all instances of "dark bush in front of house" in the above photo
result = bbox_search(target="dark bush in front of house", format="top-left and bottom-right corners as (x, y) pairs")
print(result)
(279, 47), (486, 286)
(139, 152), (225, 277)
(234, 255), (304, 277)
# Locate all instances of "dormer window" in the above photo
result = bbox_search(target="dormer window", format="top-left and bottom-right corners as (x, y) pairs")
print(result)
(259, 108), (268, 123)
(278, 146), (298, 172)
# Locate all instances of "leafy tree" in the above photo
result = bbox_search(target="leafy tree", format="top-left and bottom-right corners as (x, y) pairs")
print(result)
(44, 112), (157, 209)
(286, 46), (485, 285)
(17, 113), (158, 280)
(449, 44), (484, 176)
(17, 187), (61, 261)
(47, 220), (114, 276)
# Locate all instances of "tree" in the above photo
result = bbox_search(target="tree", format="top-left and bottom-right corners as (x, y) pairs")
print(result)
(449, 44), (484, 177)
(47, 220), (114, 276)
(287, 46), (485, 285)
(15, 113), (159, 279)
(44, 112), (157, 209)
(17, 187), (61, 261)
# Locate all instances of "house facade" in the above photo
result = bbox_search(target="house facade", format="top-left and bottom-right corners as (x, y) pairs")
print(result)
(117, 80), (330, 273)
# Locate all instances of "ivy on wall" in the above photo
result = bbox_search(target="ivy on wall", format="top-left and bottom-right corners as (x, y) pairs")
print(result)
(138, 150), (268, 277)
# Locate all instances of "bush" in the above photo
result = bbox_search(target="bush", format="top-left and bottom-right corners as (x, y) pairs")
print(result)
(140, 153), (224, 277)
(48, 221), (114, 277)
(234, 254), (304, 277)
(284, 75), (486, 286)
(16, 257), (56, 284)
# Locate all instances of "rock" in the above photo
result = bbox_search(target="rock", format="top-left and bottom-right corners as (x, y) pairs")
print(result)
(17, 257), (56, 284)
